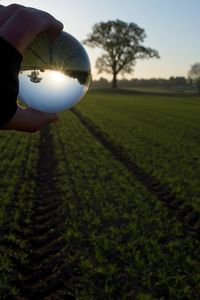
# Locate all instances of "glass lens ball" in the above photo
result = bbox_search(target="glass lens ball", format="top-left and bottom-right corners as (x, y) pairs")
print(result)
(18, 31), (91, 113)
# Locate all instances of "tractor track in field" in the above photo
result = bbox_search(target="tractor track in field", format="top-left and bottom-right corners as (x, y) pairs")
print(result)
(71, 107), (200, 238)
(16, 126), (76, 300)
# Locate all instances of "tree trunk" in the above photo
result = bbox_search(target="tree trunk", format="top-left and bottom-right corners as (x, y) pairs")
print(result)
(112, 72), (117, 88)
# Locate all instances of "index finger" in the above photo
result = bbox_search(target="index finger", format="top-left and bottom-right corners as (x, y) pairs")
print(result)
(0, 4), (24, 28)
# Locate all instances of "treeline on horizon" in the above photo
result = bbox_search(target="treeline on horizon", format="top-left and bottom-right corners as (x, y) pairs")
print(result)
(91, 76), (194, 90)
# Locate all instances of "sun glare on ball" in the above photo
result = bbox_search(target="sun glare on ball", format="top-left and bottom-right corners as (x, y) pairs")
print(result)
(50, 70), (66, 82)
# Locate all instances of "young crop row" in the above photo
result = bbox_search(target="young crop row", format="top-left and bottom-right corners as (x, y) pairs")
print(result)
(77, 91), (200, 212)
(0, 93), (199, 299)
(50, 111), (200, 299)
(0, 130), (39, 299)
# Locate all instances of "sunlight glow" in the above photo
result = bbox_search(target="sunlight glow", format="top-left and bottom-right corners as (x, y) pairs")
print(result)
(50, 70), (66, 82)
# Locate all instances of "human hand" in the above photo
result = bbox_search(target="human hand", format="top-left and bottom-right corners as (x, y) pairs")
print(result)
(0, 4), (63, 132)
(1, 106), (59, 132)
(0, 4), (63, 54)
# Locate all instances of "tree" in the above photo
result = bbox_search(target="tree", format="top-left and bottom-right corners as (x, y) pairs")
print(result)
(188, 63), (200, 93)
(83, 19), (160, 88)
(28, 70), (42, 83)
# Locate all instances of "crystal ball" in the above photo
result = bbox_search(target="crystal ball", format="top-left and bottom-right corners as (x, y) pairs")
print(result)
(18, 31), (91, 113)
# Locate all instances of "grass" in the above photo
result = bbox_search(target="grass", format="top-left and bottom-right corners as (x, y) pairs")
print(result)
(0, 88), (200, 299)
(77, 89), (200, 211)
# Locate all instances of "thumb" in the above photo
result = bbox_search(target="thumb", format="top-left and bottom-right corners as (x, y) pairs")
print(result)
(46, 113), (59, 123)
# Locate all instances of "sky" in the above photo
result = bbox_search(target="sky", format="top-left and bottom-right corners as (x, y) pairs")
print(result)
(1, 0), (200, 80)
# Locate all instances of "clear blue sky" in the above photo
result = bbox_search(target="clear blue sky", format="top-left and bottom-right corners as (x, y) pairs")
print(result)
(2, 0), (200, 80)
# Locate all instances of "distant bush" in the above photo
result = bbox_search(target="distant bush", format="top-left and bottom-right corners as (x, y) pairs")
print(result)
(91, 76), (188, 90)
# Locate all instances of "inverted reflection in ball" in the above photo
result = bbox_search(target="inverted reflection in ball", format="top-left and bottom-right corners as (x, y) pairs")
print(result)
(18, 31), (91, 113)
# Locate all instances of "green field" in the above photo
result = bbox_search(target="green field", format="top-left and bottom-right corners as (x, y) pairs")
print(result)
(0, 89), (200, 299)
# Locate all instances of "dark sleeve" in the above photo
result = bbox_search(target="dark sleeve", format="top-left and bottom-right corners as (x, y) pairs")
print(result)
(0, 37), (23, 127)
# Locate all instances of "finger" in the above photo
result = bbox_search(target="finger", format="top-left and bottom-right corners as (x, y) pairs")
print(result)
(26, 7), (64, 35)
(44, 15), (64, 40)
(54, 19), (64, 33)
(0, 4), (24, 28)
(47, 113), (59, 123)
